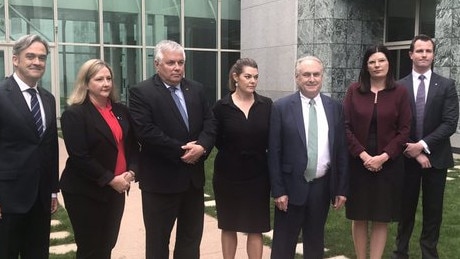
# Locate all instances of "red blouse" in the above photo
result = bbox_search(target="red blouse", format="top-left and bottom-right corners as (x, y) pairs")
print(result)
(96, 101), (127, 175)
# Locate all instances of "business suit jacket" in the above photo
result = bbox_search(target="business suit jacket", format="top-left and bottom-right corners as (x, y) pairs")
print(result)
(268, 92), (349, 206)
(128, 74), (216, 194)
(0, 76), (59, 214)
(399, 73), (459, 169)
(59, 97), (139, 201)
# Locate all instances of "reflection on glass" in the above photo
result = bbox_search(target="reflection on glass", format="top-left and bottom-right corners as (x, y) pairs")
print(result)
(59, 45), (99, 113)
(103, 0), (141, 45)
(185, 50), (217, 103)
(389, 48), (411, 80)
(57, 0), (99, 43)
(185, 0), (217, 48)
(420, 0), (435, 38)
(220, 52), (240, 98)
(0, 50), (5, 79)
(221, 0), (240, 49)
(104, 47), (143, 104)
(145, 0), (180, 45)
(0, 4), (5, 42)
(386, 0), (415, 42)
(9, 0), (54, 41)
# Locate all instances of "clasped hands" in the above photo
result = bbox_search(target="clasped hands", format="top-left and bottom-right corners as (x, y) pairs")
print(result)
(404, 142), (431, 168)
(181, 141), (205, 164)
(360, 151), (389, 172)
(109, 170), (135, 194)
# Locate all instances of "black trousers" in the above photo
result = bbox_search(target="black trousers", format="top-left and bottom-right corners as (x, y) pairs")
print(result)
(63, 190), (125, 259)
(0, 197), (51, 259)
(142, 186), (204, 259)
(270, 175), (330, 259)
(393, 159), (447, 259)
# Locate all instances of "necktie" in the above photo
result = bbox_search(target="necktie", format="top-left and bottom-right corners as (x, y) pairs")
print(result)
(27, 88), (44, 136)
(169, 86), (189, 130)
(305, 99), (317, 182)
(415, 75), (425, 140)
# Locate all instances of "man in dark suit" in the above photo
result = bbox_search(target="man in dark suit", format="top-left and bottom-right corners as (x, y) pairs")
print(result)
(268, 56), (349, 259)
(392, 35), (459, 259)
(0, 34), (59, 259)
(129, 40), (216, 259)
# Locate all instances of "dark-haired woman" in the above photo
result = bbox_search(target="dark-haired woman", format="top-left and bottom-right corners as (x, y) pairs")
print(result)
(343, 45), (411, 259)
(212, 58), (272, 259)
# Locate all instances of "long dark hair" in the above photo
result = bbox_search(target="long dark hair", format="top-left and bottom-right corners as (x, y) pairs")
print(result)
(358, 45), (396, 93)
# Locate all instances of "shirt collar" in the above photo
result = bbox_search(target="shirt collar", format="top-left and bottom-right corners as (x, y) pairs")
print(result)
(13, 73), (38, 92)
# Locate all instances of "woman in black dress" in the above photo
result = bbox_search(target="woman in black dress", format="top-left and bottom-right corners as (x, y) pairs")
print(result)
(343, 46), (411, 259)
(213, 58), (272, 259)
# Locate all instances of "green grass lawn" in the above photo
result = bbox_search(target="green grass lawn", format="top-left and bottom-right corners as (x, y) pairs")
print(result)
(205, 150), (460, 258)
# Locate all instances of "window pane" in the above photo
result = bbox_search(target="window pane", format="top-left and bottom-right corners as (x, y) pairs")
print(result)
(221, 0), (240, 50)
(57, 1), (99, 43)
(386, 0), (415, 42)
(389, 48), (411, 80)
(420, 0), (436, 38)
(9, 0), (54, 42)
(185, 50), (217, 103)
(145, 0), (180, 46)
(103, 0), (141, 45)
(59, 45), (100, 113)
(104, 47), (142, 104)
(220, 52), (240, 98)
(185, 0), (217, 48)
(0, 2), (5, 42)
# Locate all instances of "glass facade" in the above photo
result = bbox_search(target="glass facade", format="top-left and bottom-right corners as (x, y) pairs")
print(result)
(0, 0), (241, 114)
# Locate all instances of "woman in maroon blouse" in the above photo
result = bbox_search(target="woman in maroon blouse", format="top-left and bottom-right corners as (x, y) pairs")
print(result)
(343, 46), (411, 259)
(60, 59), (138, 259)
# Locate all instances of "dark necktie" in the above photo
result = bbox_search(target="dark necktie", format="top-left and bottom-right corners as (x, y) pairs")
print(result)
(169, 86), (189, 130)
(305, 99), (317, 182)
(415, 75), (426, 140)
(27, 88), (44, 136)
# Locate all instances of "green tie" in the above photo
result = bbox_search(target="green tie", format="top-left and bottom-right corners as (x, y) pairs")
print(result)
(305, 99), (317, 182)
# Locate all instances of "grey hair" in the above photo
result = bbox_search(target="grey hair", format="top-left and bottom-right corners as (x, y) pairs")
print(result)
(295, 56), (324, 76)
(13, 34), (49, 56)
(154, 40), (186, 63)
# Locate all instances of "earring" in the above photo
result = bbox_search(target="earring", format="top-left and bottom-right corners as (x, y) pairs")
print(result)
(235, 82), (238, 87)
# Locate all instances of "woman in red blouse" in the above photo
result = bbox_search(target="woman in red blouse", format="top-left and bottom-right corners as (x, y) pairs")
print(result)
(60, 59), (138, 259)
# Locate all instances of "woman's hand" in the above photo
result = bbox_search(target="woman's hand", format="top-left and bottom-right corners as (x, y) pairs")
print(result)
(109, 174), (131, 193)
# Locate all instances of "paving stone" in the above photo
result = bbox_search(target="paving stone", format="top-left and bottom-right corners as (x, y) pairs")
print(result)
(49, 243), (77, 254)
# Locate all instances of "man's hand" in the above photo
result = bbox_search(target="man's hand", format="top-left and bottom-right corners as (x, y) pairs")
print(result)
(415, 153), (432, 168)
(274, 195), (289, 212)
(181, 141), (205, 164)
(0, 204), (2, 219)
(332, 195), (347, 210)
(51, 197), (58, 214)
(404, 142), (424, 158)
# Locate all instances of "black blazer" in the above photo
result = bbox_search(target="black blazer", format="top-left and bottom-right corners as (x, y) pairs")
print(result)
(268, 92), (349, 205)
(129, 74), (216, 193)
(59, 97), (139, 201)
(398, 72), (459, 169)
(0, 76), (59, 213)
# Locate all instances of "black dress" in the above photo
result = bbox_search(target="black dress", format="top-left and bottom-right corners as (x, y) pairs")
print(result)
(212, 92), (272, 233)
(346, 104), (404, 222)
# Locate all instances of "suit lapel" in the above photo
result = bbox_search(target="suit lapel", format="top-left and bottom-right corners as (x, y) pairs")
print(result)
(321, 94), (335, 149)
(38, 88), (53, 132)
(290, 92), (307, 150)
(425, 73), (441, 110)
(86, 101), (117, 148)
(7, 78), (40, 136)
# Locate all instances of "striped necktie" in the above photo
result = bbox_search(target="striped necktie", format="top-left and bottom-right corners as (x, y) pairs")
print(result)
(27, 88), (44, 137)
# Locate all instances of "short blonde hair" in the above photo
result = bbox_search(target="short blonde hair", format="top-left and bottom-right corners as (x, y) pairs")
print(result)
(67, 59), (119, 105)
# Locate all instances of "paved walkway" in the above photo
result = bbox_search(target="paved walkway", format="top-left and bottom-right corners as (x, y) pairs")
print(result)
(57, 138), (272, 258)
